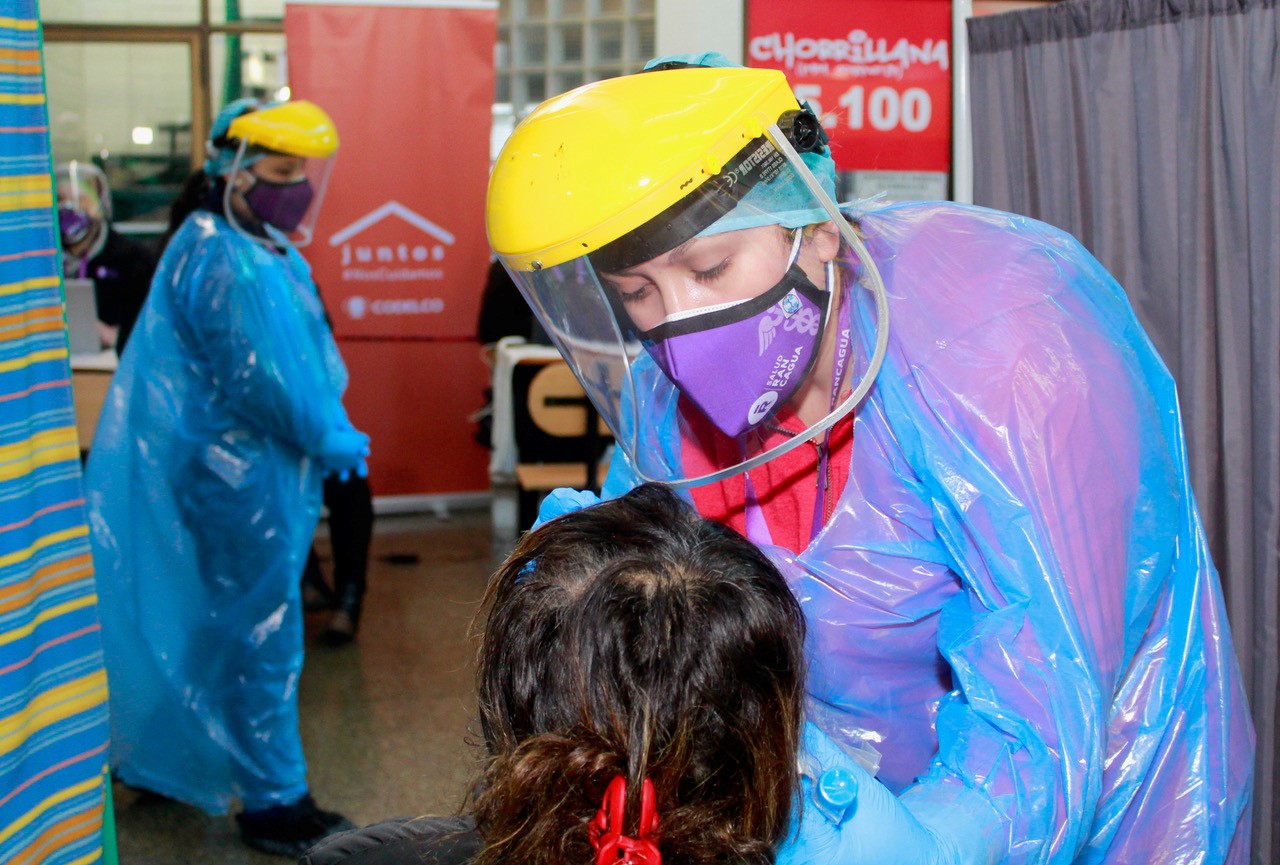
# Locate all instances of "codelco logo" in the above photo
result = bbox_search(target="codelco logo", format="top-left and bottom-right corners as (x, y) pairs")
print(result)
(328, 201), (455, 283)
(343, 294), (444, 320)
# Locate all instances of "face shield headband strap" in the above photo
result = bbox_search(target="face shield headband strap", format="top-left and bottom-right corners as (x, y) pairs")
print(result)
(223, 141), (280, 250)
(641, 123), (891, 491)
(221, 141), (319, 250)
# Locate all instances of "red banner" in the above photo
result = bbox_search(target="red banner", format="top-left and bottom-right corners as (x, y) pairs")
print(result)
(286, 1), (495, 339)
(339, 340), (490, 496)
(746, 0), (952, 173)
(286, 1), (496, 496)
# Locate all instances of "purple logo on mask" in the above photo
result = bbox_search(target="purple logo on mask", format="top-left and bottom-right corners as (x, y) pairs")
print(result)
(643, 265), (829, 438)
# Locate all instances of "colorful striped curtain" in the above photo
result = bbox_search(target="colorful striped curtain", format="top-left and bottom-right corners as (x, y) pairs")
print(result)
(0, 4), (111, 864)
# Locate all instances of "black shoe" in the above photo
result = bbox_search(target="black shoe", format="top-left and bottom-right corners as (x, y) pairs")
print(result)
(319, 609), (358, 645)
(318, 584), (363, 645)
(301, 581), (335, 612)
(236, 794), (356, 858)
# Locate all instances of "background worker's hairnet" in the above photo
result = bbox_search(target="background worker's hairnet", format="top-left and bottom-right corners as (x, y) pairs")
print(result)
(204, 97), (271, 176)
(643, 51), (839, 237)
(85, 208), (351, 814)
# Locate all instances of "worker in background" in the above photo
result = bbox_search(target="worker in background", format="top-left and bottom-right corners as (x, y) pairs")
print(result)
(54, 160), (155, 354)
(85, 97), (368, 858)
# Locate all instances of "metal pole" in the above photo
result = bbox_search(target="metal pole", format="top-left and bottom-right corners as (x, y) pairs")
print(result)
(951, 0), (974, 204)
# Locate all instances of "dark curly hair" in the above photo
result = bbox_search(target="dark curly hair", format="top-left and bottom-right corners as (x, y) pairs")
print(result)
(471, 483), (806, 865)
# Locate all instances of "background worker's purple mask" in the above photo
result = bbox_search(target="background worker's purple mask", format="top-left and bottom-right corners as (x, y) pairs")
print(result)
(245, 176), (314, 233)
(58, 205), (95, 247)
(641, 264), (830, 438)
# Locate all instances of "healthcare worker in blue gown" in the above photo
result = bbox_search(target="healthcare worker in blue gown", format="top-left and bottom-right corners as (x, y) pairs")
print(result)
(85, 98), (369, 858)
(485, 57), (1255, 865)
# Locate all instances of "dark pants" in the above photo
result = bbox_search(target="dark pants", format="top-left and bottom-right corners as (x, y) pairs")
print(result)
(303, 474), (374, 615)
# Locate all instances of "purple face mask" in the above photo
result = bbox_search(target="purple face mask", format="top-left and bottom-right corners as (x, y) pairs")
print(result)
(244, 175), (315, 233)
(642, 262), (830, 437)
(58, 205), (95, 247)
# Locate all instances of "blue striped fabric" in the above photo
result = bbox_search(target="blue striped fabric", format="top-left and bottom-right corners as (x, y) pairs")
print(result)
(0, 5), (110, 865)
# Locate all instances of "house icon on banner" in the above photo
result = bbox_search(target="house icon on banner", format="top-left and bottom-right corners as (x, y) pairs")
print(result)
(330, 200), (455, 247)
(330, 201), (456, 273)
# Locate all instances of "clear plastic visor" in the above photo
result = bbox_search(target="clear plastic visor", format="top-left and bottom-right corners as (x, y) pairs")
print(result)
(54, 161), (111, 221)
(223, 141), (335, 248)
(500, 126), (889, 488)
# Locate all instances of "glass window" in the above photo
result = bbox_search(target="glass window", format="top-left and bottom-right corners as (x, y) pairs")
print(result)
(209, 33), (288, 114)
(590, 21), (624, 63)
(555, 71), (585, 94)
(212, 0), (285, 23)
(45, 41), (193, 225)
(517, 24), (548, 64)
(41, 0), (201, 24)
(633, 18), (655, 60)
(497, 0), (654, 119)
(521, 72), (548, 105)
(496, 27), (512, 70)
(555, 23), (584, 64)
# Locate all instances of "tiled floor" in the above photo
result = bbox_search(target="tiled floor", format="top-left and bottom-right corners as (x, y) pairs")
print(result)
(111, 508), (513, 864)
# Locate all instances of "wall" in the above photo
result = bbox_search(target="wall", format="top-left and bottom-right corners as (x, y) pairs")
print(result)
(654, 0), (742, 61)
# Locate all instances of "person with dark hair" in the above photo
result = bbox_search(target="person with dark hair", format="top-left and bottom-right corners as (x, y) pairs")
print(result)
(85, 97), (369, 857)
(485, 54), (1254, 865)
(301, 483), (809, 865)
(54, 160), (156, 354)
(158, 164), (217, 255)
(477, 257), (540, 347)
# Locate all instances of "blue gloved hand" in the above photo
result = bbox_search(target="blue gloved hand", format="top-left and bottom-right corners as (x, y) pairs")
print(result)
(532, 487), (600, 529)
(315, 425), (370, 482)
(778, 723), (977, 865)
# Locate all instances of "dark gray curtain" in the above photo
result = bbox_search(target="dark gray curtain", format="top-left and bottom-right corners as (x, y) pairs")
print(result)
(967, 1), (1278, 862)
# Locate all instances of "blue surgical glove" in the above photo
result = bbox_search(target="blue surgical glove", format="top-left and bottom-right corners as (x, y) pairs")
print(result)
(315, 425), (370, 482)
(778, 723), (995, 865)
(532, 487), (600, 529)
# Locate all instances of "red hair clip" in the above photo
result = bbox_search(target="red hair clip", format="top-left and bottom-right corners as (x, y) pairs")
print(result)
(589, 775), (661, 865)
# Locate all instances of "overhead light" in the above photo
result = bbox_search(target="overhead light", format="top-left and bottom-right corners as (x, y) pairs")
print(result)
(246, 53), (266, 85)
(132, 126), (154, 146)
(275, 85), (292, 102)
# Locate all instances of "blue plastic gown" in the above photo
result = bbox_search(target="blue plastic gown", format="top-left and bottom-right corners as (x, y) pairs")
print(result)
(85, 211), (349, 814)
(600, 201), (1255, 864)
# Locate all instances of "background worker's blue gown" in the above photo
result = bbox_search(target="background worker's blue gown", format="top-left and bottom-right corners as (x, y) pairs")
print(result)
(86, 211), (349, 814)
(603, 201), (1255, 864)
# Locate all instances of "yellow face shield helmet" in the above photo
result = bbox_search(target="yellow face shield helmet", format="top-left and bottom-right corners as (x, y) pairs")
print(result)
(486, 67), (889, 488)
(226, 100), (340, 159)
(489, 68), (804, 271)
(222, 99), (340, 248)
